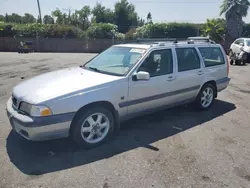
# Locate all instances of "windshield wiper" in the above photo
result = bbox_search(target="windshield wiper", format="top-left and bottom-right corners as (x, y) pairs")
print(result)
(87, 66), (102, 73)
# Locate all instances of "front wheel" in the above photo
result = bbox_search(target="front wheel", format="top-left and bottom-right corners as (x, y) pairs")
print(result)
(235, 60), (241, 65)
(195, 84), (215, 110)
(71, 106), (115, 149)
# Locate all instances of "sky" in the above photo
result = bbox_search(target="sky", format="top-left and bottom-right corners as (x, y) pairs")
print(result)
(1, 0), (250, 23)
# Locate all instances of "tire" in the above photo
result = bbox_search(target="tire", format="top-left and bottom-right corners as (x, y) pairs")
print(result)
(235, 60), (241, 65)
(230, 60), (234, 65)
(71, 106), (115, 149)
(195, 83), (216, 111)
(228, 50), (233, 57)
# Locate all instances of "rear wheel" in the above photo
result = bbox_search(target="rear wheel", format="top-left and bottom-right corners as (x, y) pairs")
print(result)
(71, 106), (115, 149)
(195, 83), (215, 110)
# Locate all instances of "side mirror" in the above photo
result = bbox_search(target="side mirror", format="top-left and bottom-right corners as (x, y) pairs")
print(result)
(132, 71), (150, 81)
(239, 42), (244, 46)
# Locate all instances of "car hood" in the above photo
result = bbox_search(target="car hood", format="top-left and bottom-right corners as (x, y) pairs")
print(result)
(12, 66), (121, 104)
(242, 46), (250, 53)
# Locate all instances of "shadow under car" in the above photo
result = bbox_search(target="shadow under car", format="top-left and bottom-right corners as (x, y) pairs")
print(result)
(6, 99), (236, 175)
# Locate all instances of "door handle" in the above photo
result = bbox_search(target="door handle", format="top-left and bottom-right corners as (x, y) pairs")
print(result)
(166, 76), (176, 81)
(197, 70), (204, 75)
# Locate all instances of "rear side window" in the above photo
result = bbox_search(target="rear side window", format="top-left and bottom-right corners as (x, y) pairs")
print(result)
(198, 47), (225, 67)
(176, 48), (200, 72)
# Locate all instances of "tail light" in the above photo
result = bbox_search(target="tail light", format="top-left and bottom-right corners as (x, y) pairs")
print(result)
(226, 54), (230, 76)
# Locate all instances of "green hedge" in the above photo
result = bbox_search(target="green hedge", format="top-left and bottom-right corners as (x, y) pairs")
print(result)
(0, 22), (125, 39)
(0, 23), (83, 38)
(134, 23), (202, 39)
(1, 22), (208, 40)
(86, 23), (124, 39)
(0, 22), (15, 37)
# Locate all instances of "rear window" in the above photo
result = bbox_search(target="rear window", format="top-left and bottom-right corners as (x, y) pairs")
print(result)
(198, 47), (225, 67)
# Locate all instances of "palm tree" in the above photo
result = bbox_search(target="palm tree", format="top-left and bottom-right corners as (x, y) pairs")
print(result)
(220, 0), (250, 42)
(202, 18), (226, 42)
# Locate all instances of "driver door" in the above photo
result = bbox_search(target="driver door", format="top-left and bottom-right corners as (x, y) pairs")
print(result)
(126, 48), (178, 115)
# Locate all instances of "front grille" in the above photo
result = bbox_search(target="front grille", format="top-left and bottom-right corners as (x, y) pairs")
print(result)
(12, 96), (17, 108)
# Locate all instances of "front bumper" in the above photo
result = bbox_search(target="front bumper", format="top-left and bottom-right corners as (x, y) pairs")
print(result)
(6, 98), (75, 141)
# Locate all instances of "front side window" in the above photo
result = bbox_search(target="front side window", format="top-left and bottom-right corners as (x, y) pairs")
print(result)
(198, 47), (225, 67)
(235, 39), (244, 45)
(137, 49), (173, 77)
(176, 48), (200, 72)
(84, 46), (146, 76)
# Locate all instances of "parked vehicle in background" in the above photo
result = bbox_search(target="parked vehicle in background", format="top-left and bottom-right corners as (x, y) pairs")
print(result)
(229, 38), (250, 65)
(18, 41), (34, 54)
(6, 39), (230, 149)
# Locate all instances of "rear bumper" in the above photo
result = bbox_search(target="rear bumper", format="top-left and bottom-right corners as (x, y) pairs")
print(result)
(217, 77), (231, 92)
(6, 98), (75, 141)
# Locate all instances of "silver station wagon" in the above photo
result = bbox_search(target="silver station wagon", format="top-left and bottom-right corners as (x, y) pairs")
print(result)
(6, 39), (230, 148)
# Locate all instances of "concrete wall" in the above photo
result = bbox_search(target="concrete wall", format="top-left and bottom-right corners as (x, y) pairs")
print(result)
(0, 37), (123, 53)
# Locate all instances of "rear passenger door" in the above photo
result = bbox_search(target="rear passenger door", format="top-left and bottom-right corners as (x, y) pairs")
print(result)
(173, 47), (204, 102)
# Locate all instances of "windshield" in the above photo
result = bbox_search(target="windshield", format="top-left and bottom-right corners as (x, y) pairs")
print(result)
(246, 40), (250, 46)
(84, 46), (146, 76)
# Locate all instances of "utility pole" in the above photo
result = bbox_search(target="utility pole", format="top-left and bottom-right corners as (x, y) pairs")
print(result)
(36, 0), (42, 52)
(37, 0), (42, 24)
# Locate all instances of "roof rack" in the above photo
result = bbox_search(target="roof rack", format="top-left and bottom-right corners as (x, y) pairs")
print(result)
(134, 37), (215, 45)
(187, 37), (216, 44)
(135, 38), (185, 44)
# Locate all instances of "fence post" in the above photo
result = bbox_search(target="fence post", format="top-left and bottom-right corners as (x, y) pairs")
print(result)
(36, 31), (39, 52)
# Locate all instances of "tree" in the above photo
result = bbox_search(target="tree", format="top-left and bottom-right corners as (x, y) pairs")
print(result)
(37, 15), (42, 23)
(0, 15), (4, 22)
(5, 13), (22, 23)
(5, 14), (9, 22)
(22, 13), (36, 23)
(67, 6), (91, 29)
(62, 13), (67, 24)
(43, 15), (54, 24)
(220, 0), (250, 42)
(202, 18), (226, 42)
(114, 0), (139, 33)
(76, 6), (91, 29)
(52, 9), (63, 24)
(147, 12), (152, 24)
(92, 3), (114, 23)
(138, 18), (145, 27)
(104, 8), (115, 23)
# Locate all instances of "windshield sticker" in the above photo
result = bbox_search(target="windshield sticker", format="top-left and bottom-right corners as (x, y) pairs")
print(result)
(130, 48), (146, 54)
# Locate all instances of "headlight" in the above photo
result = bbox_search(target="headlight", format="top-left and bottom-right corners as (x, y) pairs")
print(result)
(19, 102), (52, 117)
